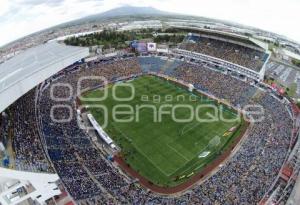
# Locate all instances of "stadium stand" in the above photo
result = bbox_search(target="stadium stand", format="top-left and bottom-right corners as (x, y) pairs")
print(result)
(138, 56), (182, 75)
(0, 50), (298, 204)
(37, 58), (141, 202)
(0, 113), (9, 150)
(10, 89), (52, 172)
(172, 62), (258, 107)
(138, 56), (166, 72)
(180, 36), (267, 72)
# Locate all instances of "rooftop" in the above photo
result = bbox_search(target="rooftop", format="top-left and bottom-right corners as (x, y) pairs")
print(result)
(0, 42), (89, 112)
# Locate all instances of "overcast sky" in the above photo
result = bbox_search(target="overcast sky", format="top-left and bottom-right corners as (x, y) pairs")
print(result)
(0, 0), (299, 47)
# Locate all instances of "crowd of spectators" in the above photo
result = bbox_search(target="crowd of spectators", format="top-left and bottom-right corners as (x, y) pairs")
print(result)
(37, 57), (142, 203)
(179, 36), (268, 71)
(172, 62), (257, 107)
(155, 62), (293, 204)
(0, 112), (9, 151)
(10, 89), (52, 172)
(138, 56), (182, 75)
(3, 55), (295, 204)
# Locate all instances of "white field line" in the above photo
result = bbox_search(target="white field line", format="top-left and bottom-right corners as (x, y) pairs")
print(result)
(181, 121), (201, 136)
(166, 143), (189, 162)
(111, 79), (236, 177)
(170, 132), (223, 176)
(167, 131), (218, 176)
(111, 122), (132, 143)
(133, 145), (171, 176)
(112, 122), (171, 176)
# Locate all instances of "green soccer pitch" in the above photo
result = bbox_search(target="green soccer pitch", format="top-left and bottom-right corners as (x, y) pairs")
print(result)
(82, 75), (245, 187)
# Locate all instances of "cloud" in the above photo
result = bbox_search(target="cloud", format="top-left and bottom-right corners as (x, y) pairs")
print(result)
(0, 0), (110, 46)
(16, 0), (64, 7)
(0, 0), (300, 47)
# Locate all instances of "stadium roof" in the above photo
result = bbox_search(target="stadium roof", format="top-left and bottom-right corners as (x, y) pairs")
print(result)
(0, 42), (89, 112)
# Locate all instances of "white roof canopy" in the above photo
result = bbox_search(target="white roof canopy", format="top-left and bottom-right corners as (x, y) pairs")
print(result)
(0, 42), (89, 112)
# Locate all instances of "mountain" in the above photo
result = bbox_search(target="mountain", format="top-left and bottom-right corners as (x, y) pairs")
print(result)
(59, 6), (175, 26)
(72, 6), (174, 23)
(96, 6), (171, 18)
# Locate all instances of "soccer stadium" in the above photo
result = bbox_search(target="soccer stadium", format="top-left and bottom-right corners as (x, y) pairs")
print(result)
(82, 75), (247, 188)
(1, 5), (300, 205)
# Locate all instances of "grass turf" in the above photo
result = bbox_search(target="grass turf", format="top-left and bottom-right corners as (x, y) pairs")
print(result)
(82, 75), (244, 187)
